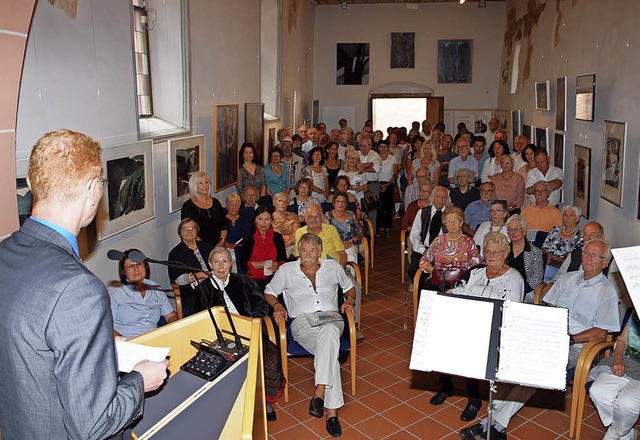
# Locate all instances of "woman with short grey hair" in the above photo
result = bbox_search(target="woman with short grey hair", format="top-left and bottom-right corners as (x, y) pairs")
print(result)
(505, 214), (544, 302)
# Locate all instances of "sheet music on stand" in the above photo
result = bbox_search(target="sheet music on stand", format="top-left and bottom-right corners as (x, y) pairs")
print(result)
(410, 290), (569, 391)
(611, 246), (640, 311)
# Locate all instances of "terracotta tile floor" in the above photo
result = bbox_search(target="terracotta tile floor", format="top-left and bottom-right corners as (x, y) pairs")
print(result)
(267, 223), (608, 439)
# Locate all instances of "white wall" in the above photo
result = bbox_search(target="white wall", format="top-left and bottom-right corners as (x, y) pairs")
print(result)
(313, 2), (507, 131)
(15, 0), (315, 287)
(497, 0), (640, 248)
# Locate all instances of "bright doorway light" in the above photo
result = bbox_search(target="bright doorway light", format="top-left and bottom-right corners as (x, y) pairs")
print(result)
(372, 97), (427, 132)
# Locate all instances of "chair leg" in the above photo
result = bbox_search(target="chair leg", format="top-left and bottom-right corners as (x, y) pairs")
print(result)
(364, 253), (369, 295)
(346, 311), (357, 397)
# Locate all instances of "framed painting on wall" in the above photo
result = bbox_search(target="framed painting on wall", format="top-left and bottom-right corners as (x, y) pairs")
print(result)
(16, 159), (31, 226)
(244, 102), (265, 165)
(535, 127), (549, 153)
(522, 124), (532, 142)
(336, 43), (370, 85)
(168, 135), (204, 213)
(556, 77), (567, 131)
(574, 144), (591, 219)
(535, 81), (550, 111)
(511, 110), (522, 139)
(601, 120), (626, 208)
(437, 39), (473, 83)
(391, 32), (415, 68)
(214, 104), (239, 192)
(553, 133), (564, 169)
(268, 127), (276, 151)
(97, 140), (155, 241)
(576, 74), (596, 121)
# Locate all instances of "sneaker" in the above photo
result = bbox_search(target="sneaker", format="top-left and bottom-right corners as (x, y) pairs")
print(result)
(356, 329), (365, 341)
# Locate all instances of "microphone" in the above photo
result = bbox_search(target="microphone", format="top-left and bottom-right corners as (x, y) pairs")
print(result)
(107, 249), (124, 261)
(127, 249), (146, 263)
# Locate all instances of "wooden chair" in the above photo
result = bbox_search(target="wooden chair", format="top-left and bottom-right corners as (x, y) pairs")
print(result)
(412, 268), (430, 327)
(399, 229), (413, 284)
(276, 308), (357, 403)
(171, 283), (183, 319)
(533, 283), (546, 305)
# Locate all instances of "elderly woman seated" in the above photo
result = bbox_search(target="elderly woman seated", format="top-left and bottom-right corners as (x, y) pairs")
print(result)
(431, 232), (525, 420)
(271, 191), (301, 257)
(108, 248), (178, 339)
(505, 214), (544, 303)
(324, 191), (364, 264)
(541, 204), (584, 282)
(206, 246), (285, 421)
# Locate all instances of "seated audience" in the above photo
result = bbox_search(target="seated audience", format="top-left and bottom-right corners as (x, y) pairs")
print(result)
(505, 214), (544, 302)
(402, 181), (433, 232)
(239, 185), (261, 221)
(181, 171), (227, 247)
(525, 149), (564, 207)
(521, 181), (562, 232)
(264, 233), (356, 438)
(448, 139), (479, 186)
(450, 168), (480, 211)
(324, 191), (364, 264)
(474, 200), (510, 253)
(303, 146), (330, 202)
(472, 135), (490, 180)
(461, 238), (619, 440)
(224, 193), (252, 270)
(239, 205), (287, 293)
(290, 177), (319, 223)
(435, 232), (524, 421)
(264, 147), (290, 197)
(338, 149), (368, 203)
(481, 140), (511, 183)
(489, 155), (525, 212)
(168, 218), (214, 317)
(589, 311), (640, 440)
(206, 247), (285, 421)
(517, 144), (538, 209)
(541, 204), (584, 282)
(327, 175), (363, 220)
(109, 249), (178, 339)
(548, 221), (607, 284)
(463, 181), (495, 235)
(271, 191), (301, 257)
(404, 166), (430, 208)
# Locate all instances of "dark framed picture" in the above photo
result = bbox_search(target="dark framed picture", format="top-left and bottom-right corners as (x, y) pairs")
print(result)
(576, 74), (596, 121)
(312, 100), (319, 127)
(535, 81), (550, 111)
(214, 104), (239, 192)
(511, 110), (521, 139)
(391, 32), (415, 68)
(268, 127), (276, 151)
(535, 127), (549, 153)
(16, 159), (31, 226)
(522, 124), (532, 141)
(601, 120), (626, 207)
(553, 133), (564, 169)
(244, 102), (265, 165)
(574, 144), (591, 219)
(97, 140), (155, 240)
(167, 135), (205, 213)
(556, 77), (566, 131)
(336, 43), (370, 85)
(437, 39), (473, 83)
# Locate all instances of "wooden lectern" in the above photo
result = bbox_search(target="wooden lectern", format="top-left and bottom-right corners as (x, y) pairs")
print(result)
(129, 307), (267, 440)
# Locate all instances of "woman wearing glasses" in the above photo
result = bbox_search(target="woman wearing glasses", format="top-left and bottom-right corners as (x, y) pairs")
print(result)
(108, 248), (178, 339)
(505, 215), (544, 302)
(473, 200), (510, 253)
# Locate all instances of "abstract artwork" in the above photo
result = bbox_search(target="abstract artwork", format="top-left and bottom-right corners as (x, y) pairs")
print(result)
(244, 103), (265, 165)
(556, 77), (566, 131)
(168, 135), (204, 213)
(438, 39), (472, 83)
(391, 32), (415, 68)
(214, 104), (239, 192)
(574, 144), (591, 219)
(601, 120), (626, 207)
(337, 43), (370, 85)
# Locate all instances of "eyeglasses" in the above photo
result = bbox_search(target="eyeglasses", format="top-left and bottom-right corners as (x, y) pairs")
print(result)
(98, 177), (109, 188)
(484, 250), (504, 257)
(507, 227), (523, 232)
(124, 262), (144, 271)
(490, 209), (505, 213)
(181, 226), (197, 231)
(534, 189), (549, 194)
(583, 251), (606, 260)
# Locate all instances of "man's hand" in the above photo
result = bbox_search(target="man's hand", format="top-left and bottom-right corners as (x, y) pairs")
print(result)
(611, 358), (625, 377)
(133, 359), (170, 392)
(340, 301), (355, 316)
(272, 302), (288, 324)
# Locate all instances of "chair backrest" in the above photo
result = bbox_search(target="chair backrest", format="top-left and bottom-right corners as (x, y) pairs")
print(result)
(171, 283), (183, 319)
(533, 230), (548, 249)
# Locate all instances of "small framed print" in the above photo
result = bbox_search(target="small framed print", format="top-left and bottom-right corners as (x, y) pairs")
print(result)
(574, 144), (591, 219)
(576, 74), (596, 121)
(553, 133), (564, 169)
(511, 110), (521, 139)
(556, 77), (567, 131)
(534, 126), (549, 153)
(167, 135), (205, 213)
(535, 80), (550, 111)
(601, 120), (626, 208)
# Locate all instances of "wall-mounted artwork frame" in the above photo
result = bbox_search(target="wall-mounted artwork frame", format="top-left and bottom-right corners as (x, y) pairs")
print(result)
(168, 135), (204, 213)
(97, 140), (155, 241)
(437, 39), (473, 83)
(553, 133), (564, 169)
(214, 104), (239, 192)
(535, 127), (549, 153)
(244, 102), (265, 165)
(576, 74), (596, 121)
(574, 144), (591, 219)
(601, 120), (626, 208)
(391, 32), (415, 69)
(535, 80), (550, 111)
(336, 43), (370, 85)
(511, 110), (522, 139)
(268, 127), (276, 151)
(16, 158), (30, 226)
(522, 124), (532, 141)
(556, 77), (567, 131)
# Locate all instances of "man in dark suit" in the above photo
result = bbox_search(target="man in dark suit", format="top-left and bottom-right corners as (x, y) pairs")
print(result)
(407, 185), (450, 281)
(0, 129), (168, 439)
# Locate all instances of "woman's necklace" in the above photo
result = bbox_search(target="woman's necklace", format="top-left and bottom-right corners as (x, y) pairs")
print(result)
(447, 232), (463, 241)
(490, 223), (505, 232)
(501, 172), (514, 181)
(562, 225), (577, 235)
(487, 264), (506, 279)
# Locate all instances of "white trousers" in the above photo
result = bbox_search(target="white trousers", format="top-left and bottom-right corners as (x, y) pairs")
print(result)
(291, 316), (345, 409)
(590, 370), (640, 437)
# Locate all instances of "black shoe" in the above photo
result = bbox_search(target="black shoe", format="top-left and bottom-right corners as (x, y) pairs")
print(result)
(326, 416), (342, 437)
(309, 397), (324, 418)
(460, 401), (481, 421)
(430, 388), (454, 405)
(266, 408), (277, 422)
(459, 423), (486, 440)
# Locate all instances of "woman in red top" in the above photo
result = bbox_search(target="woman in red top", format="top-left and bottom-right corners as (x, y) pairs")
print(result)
(239, 205), (287, 292)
